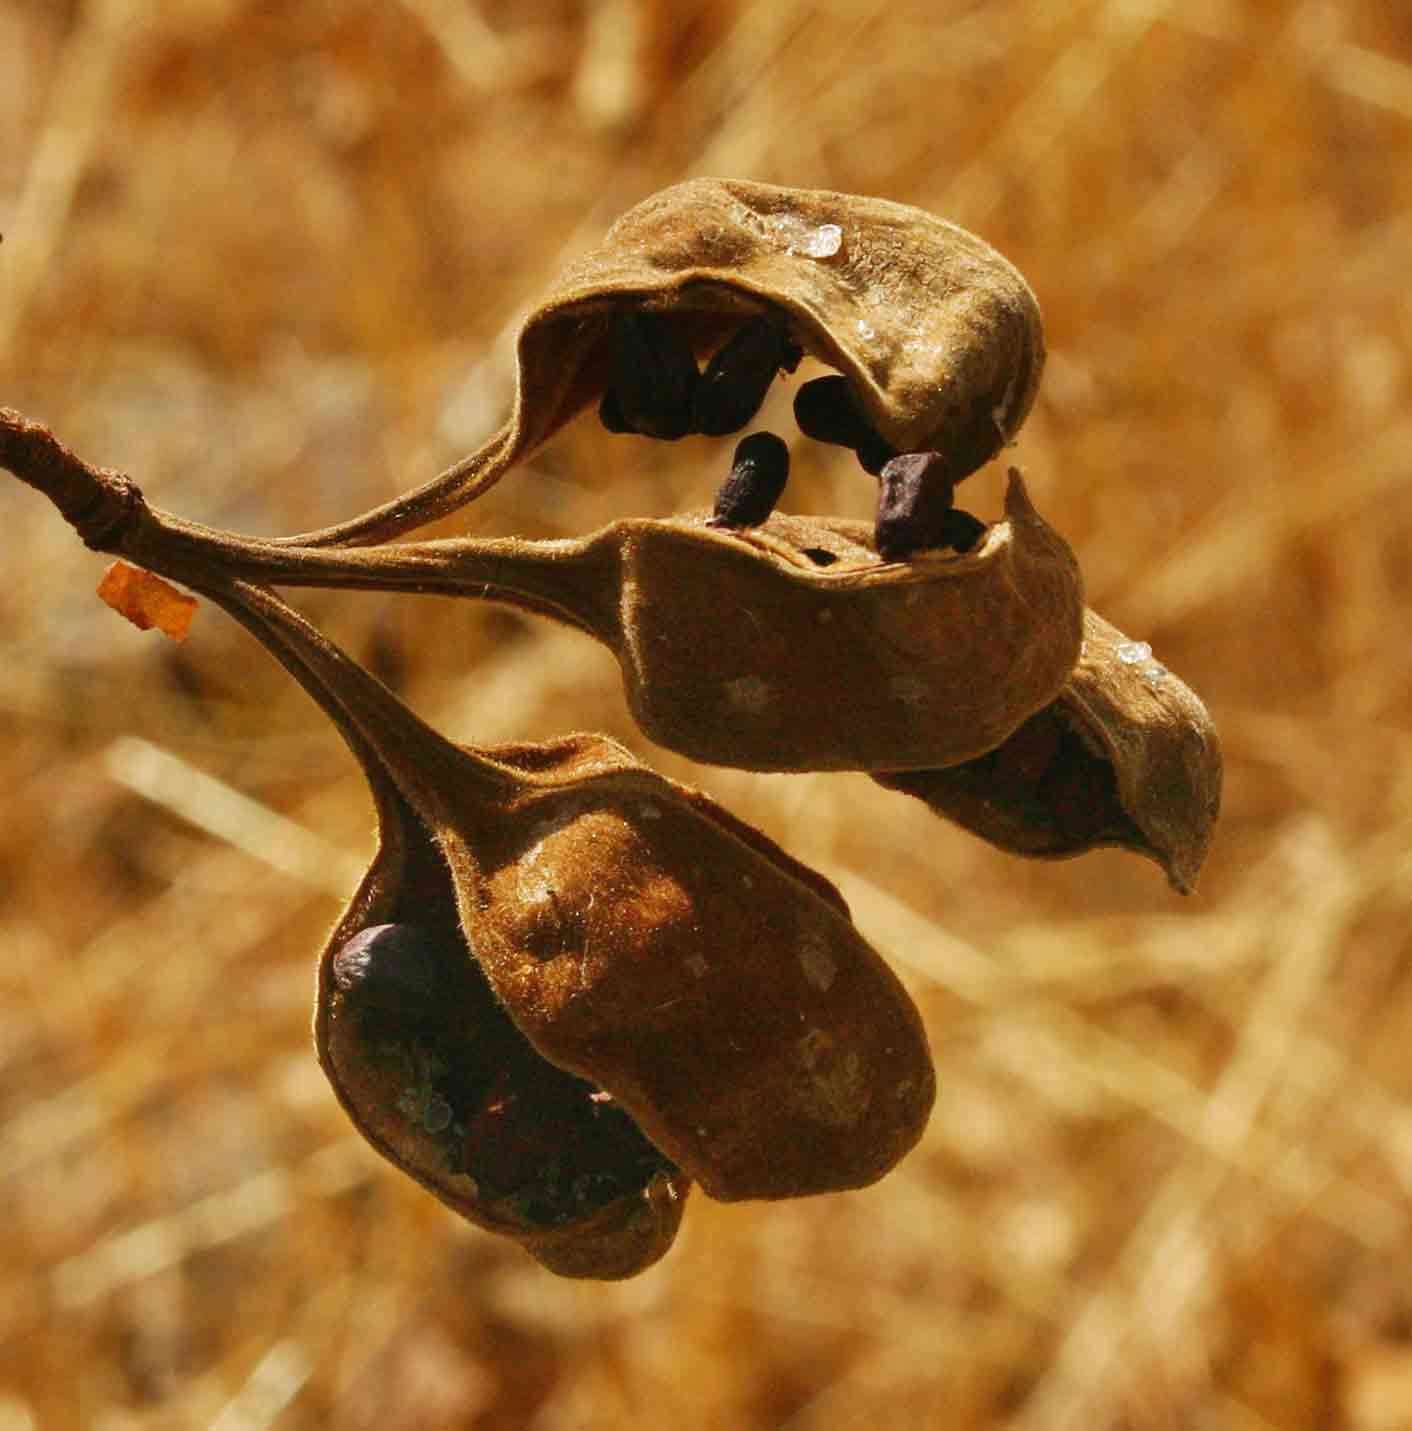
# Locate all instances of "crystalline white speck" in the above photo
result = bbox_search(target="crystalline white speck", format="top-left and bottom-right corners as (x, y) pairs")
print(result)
(856, 320), (876, 339)
(1116, 640), (1152, 665)
(770, 214), (843, 258)
(1143, 662), (1168, 686)
(799, 223), (842, 257)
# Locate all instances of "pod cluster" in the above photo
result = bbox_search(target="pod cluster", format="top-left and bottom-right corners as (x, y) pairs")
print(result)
(178, 182), (1220, 1279)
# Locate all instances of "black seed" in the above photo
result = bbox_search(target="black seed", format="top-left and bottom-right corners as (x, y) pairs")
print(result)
(939, 507), (987, 553)
(707, 432), (791, 529)
(800, 547), (839, 566)
(854, 433), (898, 476)
(331, 923), (450, 1007)
(794, 375), (872, 448)
(692, 317), (803, 437)
(605, 311), (699, 441)
(794, 375), (898, 474)
(598, 388), (632, 434)
(875, 451), (958, 560)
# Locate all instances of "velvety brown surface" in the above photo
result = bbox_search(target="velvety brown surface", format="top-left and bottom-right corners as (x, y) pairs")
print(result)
(878, 607), (1222, 891)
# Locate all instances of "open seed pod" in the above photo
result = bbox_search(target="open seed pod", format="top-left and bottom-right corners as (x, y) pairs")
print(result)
(204, 468), (1083, 774)
(874, 611), (1223, 893)
(202, 578), (935, 1277)
(286, 178), (1043, 547)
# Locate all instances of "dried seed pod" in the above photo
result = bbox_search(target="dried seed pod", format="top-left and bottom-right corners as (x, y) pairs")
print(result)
(874, 611), (1223, 892)
(707, 431), (791, 529)
(206, 580), (935, 1276)
(601, 311), (700, 441)
(243, 469), (1083, 773)
(693, 316), (804, 437)
(290, 179), (1042, 547)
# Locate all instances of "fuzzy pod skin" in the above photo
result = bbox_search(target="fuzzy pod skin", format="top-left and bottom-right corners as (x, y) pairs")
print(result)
(874, 610), (1224, 893)
(547, 179), (1044, 462)
(242, 470), (1083, 775)
(415, 469), (1080, 773)
(209, 583), (936, 1273)
(604, 473), (1079, 772)
(425, 734), (938, 1204)
(289, 178), (1043, 548)
(314, 731), (935, 1221)
(321, 912), (688, 1279)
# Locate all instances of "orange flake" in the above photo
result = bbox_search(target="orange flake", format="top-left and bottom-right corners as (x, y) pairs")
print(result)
(97, 561), (198, 642)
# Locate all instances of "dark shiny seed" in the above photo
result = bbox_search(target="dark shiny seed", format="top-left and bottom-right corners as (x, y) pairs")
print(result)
(598, 388), (632, 434)
(707, 432), (791, 529)
(855, 433), (897, 476)
(794, 375), (873, 449)
(692, 317), (803, 437)
(794, 375), (897, 474)
(875, 451), (958, 560)
(604, 311), (699, 441)
(331, 923), (449, 1006)
(939, 507), (987, 553)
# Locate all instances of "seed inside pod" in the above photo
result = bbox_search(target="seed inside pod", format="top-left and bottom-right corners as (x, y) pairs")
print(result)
(874, 453), (987, 560)
(204, 581), (937, 1273)
(872, 610), (1224, 893)
(601, 311), (699, 441)
(794, 375), (898, 475)
(326, 922), (678, 1229)
(211, 471), (1085, 774)
(693, 316), (803, 437)
(284, 179), (1044, 547)
(875, 452), (956, 560)
(707, 431), (791, 529)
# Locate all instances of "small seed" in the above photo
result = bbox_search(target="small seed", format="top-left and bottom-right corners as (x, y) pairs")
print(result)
(794, 375), (897, 474)
(692, 317), (803, 437)
(602, 311), (699, 441)
(794, 375), (872, 448)
(875, 452), (956, 560)
(707, 432), (791, 529)
(331, 923), (447, 1007)
(855, 433), (897, 476)
(938, 508), (987, 553)
(598, 388), (632, 434)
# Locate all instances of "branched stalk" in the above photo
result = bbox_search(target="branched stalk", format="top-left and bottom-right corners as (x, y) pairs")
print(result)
(0, 406), (615, 635)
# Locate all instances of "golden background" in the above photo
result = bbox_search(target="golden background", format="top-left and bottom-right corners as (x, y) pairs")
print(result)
(2, 1), (1410, 1426)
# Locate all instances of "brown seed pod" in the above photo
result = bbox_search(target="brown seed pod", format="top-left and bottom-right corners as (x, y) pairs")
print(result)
(287, 178), (1043, 547)
(874, 611), (1223, 893)
(222, 469), (1083, 774)
(202, 578), (935, 1276)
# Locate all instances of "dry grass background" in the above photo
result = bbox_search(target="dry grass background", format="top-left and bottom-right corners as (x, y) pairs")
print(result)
(2, 0), (1410, 1427)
